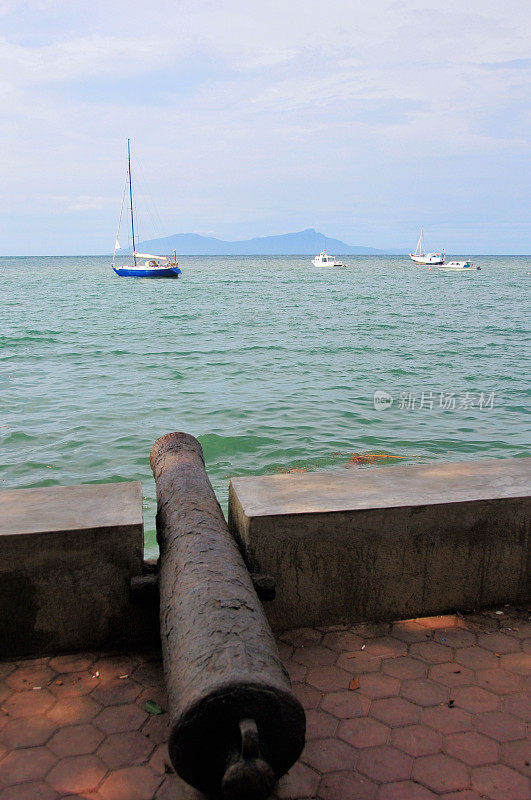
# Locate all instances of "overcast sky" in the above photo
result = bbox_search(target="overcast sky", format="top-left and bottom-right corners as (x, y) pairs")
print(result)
(1, 0), (529, 254)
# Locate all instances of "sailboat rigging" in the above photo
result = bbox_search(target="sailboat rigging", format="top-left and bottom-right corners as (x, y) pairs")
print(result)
(112, 140), (182, 279)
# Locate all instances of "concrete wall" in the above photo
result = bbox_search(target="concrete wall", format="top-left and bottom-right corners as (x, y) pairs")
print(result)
(0, 482), (145, 657)
(229, 459), (530, 631)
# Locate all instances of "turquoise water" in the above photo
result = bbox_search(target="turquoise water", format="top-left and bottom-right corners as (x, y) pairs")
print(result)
(1, 255), (529, 557)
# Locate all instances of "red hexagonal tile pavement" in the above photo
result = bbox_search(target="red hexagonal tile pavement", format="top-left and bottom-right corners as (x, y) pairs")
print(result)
(97, 731), (155, 770)
(390, 724), (442, 757)
(48, 671), (96, 698)
(0, 608), (528, 800)
(98, 765), (163, 800)
(275, 760), (320, 799)
(95, 703), (148, 735)
(433, 628), (476, 649)
(409, 641), (453, 664)
(336, 651), (382, 674)
(400, 678), (448, 707)
(500, 652), (531, 676)
(338, 717), (390, 749)
(48, 723), (104, 757)
(371, 697), (420, 727)
(148, 743), (172, 776)
(391, 621), (431, 644)
(0, 717), (56, 750)
(5, 666), (55, 692)
(283, 659), (307, 684)
(320, 689), (370, 719)
(358, 673), (400, 700)
(472, 763), (530, 800)
(377, 780), (438, 799)
(475, 710), (527, 743)
(362, 637), (407, 660)
(382, 657), (427, 681)
(421, 706), (472, 735)
(92, 656), (138, 683)
(412, 753), (470, 794)
(291, 681), (321, 710)
(303, 708), (338, 739)
(292, 645), (335, 667)
(428, 663), (474, 688)
(357, 745), (413, 784)
(453, 685), (499, 714)
(319, 770), (378, 800)
(502, 692), (531, 722)
(444, 731), (498, 766)
(47, 695), (101, 725)
(500, 739), (531, 778)
(46, 754), (108, 794)
(476, 667), (523, 695)
(301, 737), (357, 773)
(92, 677), (143, 707)
(0, 782), (59, 800)
(0, 746), (56, 786)
(306, 665), (351, 693)
(477, 632), (521, 654)
(322, 631), (364, 653)
(2, 689), (55, 719)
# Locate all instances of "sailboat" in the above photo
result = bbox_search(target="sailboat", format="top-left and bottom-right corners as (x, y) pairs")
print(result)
(112, 140), (182, 279)
(409, 228), (444, 265)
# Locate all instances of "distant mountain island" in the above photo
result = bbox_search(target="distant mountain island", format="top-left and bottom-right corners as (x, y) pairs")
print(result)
(134, 228), (403, 255)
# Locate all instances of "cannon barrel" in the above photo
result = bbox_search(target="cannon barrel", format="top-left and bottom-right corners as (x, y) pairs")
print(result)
(150, 432), (305, 799)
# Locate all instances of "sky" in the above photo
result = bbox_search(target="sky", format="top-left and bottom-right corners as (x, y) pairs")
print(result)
(0, 0), (530, 255)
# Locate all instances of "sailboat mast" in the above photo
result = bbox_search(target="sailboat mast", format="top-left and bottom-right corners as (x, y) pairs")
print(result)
(127, 139), (137, 265)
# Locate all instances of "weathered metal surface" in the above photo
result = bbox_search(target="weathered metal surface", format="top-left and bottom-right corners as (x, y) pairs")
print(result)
(150, 432), (305, 799)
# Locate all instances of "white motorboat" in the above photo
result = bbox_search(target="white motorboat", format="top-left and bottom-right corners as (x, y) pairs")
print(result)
(409, 228), (444, 265)
(437, 260), (480, 271)
(312, 250), (347, 267)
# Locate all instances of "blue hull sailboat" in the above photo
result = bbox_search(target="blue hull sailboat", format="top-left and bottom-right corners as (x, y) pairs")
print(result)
(113, 264), (181, 278)
(112, 140), (182, 279)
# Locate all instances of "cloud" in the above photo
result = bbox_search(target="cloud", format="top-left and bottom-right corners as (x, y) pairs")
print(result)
(58, 195), (119, 212)
(0, 0), (530, 253)
(0, 33), (172, 89)
(481, 58), (531, 70)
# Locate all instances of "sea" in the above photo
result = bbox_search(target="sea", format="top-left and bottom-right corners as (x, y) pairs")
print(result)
(1, 254), (529, 557)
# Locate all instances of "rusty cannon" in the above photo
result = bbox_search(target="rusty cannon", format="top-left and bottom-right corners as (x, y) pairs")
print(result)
(150, 432), (305, 800)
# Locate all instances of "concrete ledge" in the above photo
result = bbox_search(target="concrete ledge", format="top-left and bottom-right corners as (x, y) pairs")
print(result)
(228, 458), (531, 630)
(0, 482), (144, 656)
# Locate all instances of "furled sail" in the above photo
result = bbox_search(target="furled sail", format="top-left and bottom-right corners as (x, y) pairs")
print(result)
(133, 252), (169, 261)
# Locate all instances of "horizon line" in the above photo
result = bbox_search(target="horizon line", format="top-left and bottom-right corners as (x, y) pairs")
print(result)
(1, 252), (530, 258)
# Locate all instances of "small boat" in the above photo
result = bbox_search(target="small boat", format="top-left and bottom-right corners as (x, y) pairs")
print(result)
(409, 228), (444, 265)
(312, 250), (347, 267)
(112, 140), (182, 279)
(437, 260), (480, 271)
